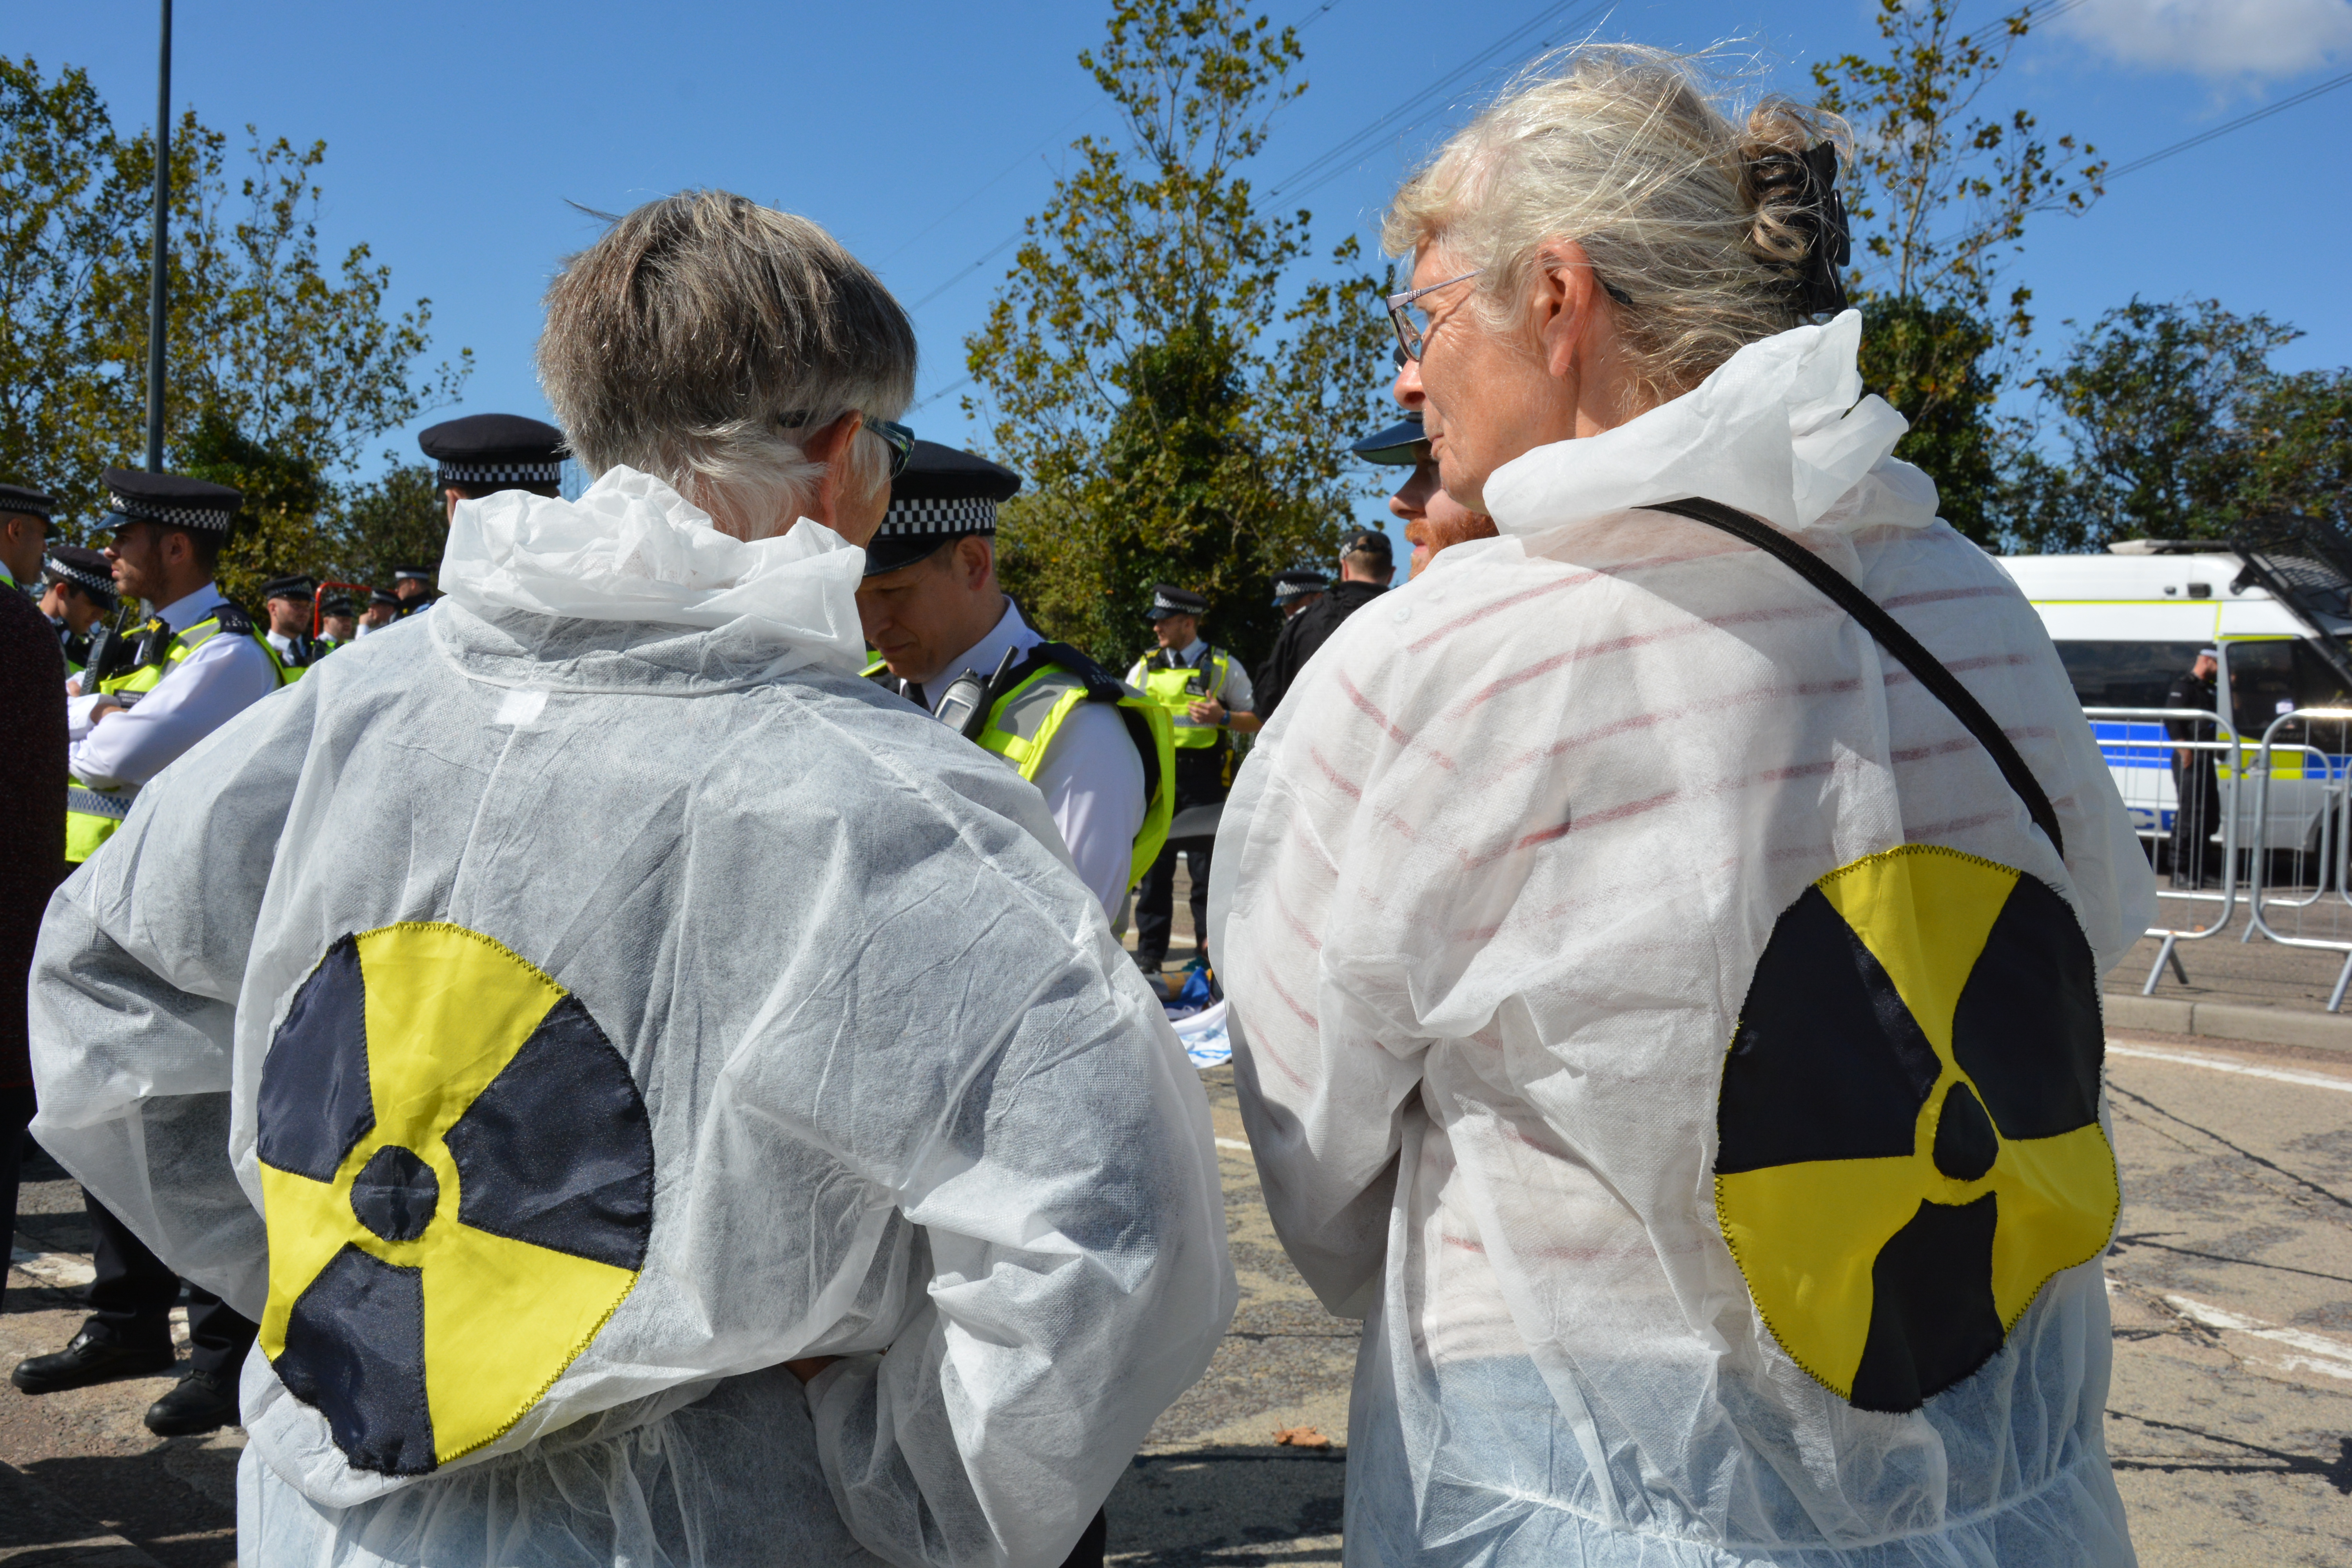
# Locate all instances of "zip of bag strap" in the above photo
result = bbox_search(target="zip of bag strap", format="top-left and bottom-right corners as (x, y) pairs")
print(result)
(1646, 496), (2064, 858)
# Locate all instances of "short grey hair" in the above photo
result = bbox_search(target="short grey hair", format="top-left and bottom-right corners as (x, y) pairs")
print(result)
(539, 191), (917, 539)
(1384, 45), (1847, 408)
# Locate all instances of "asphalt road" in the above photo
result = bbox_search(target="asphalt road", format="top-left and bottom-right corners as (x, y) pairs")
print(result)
(0, 1029), (2341, 1566)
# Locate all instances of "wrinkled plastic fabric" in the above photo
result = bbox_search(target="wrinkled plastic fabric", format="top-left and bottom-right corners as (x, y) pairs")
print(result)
(32, 469), (1236, 1567)
(1209, 314), (2152, 1567)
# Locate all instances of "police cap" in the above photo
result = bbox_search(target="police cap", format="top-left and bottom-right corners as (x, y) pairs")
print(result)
(1272, 568), (1328, 606)
(369, 588), (402, 609)
(392, 565), (436, 584)
(863, 441), (1023, 577)
(0, 483), (58, 522)
(1342, 528), (1394, 564)
(103, 468), (241, 533)
(262, 574), (317, 602)
(1350, 410), (1427, 467)
(417, 414), (567, 488)
(1144, 584), (1209, 621)
(45, 545), (116, 606)
(319, 594), (355, 618)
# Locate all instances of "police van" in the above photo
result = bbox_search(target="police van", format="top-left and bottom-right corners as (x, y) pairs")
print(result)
(1999, 532), (2352, 855)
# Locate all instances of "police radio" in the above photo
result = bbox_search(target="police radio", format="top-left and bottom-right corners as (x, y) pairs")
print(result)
(79, 603), (147, 686)
(933, 645), (1024, 743)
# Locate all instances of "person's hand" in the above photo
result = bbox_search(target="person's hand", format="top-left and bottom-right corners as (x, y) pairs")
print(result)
(1188, 697), (1227, 726)
(91, 701), (124, 725)
(784, 1355), (842, 1384)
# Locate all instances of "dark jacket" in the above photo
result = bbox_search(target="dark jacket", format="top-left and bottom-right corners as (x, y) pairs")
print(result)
(1256, 578), (1388, 722)
(1, 589), (68, 1087)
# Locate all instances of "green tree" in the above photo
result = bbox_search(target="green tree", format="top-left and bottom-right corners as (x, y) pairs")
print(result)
(2021, 298), (2298, 546)
(1855, 294), (2006, 544)
(965, 0), (1390, 671)
(0, 55), (468, 602)
(1811, 0), (2105, 341)
(328, 458), (446, 586)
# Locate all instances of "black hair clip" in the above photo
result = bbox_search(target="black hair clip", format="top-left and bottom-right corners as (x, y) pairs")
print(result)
(1751, 141), (1851, 316)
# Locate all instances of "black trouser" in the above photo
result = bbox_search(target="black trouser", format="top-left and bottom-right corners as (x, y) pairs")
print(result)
(1057, 1506), (1107, 1568)
(0, 1085), (34, 1311)
(1134, 840), (1212, 966)
(81, 1192), (256, 1380)
(2171, 757), (2220, 888)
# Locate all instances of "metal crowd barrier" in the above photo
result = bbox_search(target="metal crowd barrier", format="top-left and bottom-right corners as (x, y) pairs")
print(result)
(2245, 707), (2352, 1011)
(2083, 708), (2244, 996)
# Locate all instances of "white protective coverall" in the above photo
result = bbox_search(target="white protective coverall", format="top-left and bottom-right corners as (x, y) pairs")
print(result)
(31, 468), (1235, 1568)
(1210, 312), (2154, 1566)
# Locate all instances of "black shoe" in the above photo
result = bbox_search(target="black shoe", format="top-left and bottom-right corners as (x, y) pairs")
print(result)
(11, 1330), (175, 1394)
(143, 1368), (238, 1436)
(1134, 952), (1165, 974)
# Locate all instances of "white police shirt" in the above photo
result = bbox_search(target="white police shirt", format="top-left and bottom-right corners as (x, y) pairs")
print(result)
(66, 581), (280, 790)
(925, 599), (1147, 918)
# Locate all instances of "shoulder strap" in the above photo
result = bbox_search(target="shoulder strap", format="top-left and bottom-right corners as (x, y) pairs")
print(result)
(1646, 497), (2063, 858)
(1011, 640), (1166, 812)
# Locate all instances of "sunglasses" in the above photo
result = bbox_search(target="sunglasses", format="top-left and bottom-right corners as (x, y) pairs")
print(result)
(776, 410), (918, 479)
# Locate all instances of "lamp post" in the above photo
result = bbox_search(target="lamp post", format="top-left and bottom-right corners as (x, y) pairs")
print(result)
(144, 0), (172, 472)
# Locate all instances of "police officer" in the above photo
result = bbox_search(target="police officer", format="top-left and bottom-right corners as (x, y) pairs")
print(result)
(27, 469), (283, 1436)
(1271, 568), (1328, 621)
(1256, 528), (1396, 725)
(420, 413), (564, 511)
(2166, 646), (2223, 889)
(316, 592), (357, 650)
(0, 484), (53, 594)
(38, 547), (117, 672)
(406, 413), (568, 619)
(356, 586), (401, 637)
(389, 565), (437, 617)
(856, 442), (1172, 919)
(1127, 585), (1253, 973)
(261, 574), (327, 672)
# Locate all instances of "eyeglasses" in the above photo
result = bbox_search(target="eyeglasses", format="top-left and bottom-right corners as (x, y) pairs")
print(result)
(1385, 262), (1637, 362)
(775, 410), (918, 479)
(1386, 269), (1482, 363)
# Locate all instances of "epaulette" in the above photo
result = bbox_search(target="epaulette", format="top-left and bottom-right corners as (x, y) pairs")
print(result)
(1025, 640), (1130, 703)
(207, 601), (257, 636)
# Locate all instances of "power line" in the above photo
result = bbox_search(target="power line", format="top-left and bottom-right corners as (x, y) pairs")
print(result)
(1266, 0), (1606, 204)
(2101, 66), (2352, 182)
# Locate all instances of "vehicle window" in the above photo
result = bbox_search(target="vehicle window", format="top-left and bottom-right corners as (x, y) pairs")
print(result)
(2225, 639), (2352, 736)
(2053, 642), (2210, 710)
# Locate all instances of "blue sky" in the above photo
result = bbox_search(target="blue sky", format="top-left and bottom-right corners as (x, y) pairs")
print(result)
(21, 0), (2352, 554)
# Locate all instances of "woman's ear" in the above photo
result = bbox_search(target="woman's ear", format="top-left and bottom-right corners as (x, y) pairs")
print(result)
(1532, 241), (1600, 379)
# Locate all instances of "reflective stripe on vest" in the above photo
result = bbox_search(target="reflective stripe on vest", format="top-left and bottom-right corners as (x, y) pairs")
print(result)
(978, 663), (1176, 891)
(1140, 650), (1232, 750)
(64, 609), (290, 863)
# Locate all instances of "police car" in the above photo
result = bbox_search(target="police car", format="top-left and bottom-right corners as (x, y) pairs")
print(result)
(1999, 527), (2352, 855)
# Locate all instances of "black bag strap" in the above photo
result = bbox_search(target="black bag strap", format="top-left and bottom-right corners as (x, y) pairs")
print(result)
(1647, 496), (2063, 858)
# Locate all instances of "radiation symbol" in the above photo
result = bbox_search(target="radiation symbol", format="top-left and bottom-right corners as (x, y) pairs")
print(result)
(1714, 844), (2118, 1413)
(255, 922), (653, 1475)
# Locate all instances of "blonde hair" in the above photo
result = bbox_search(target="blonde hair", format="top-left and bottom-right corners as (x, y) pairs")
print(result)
(539, 191), (916, 539)
(1384, 45), (1849, 408)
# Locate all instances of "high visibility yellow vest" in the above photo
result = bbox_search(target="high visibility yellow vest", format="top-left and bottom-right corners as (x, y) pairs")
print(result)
(1136, 649), (1236, 750)
(66, 604), (288, 863)
(975, 648), (1176, 891)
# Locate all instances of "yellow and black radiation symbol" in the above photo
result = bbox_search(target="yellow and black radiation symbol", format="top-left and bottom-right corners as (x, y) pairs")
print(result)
(1715, 845), (2118, 1413)
(255, 922), (653, 1475)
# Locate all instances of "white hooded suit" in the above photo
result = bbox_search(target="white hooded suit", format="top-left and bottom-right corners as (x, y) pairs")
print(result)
(31, 470), (1236, 1567)
(1210, 314), (2154, 1566)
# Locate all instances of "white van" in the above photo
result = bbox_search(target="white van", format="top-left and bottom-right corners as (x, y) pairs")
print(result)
(1998, 542), (2352, 854)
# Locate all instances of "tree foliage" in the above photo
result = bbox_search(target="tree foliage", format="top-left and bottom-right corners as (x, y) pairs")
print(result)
(1811, 0), (2104, 342)
(1855, 294), (2004, 545)
(2004, 299), (2349, 549)
(0, 56), (467, 604)
(965, 0), (1390, 672)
